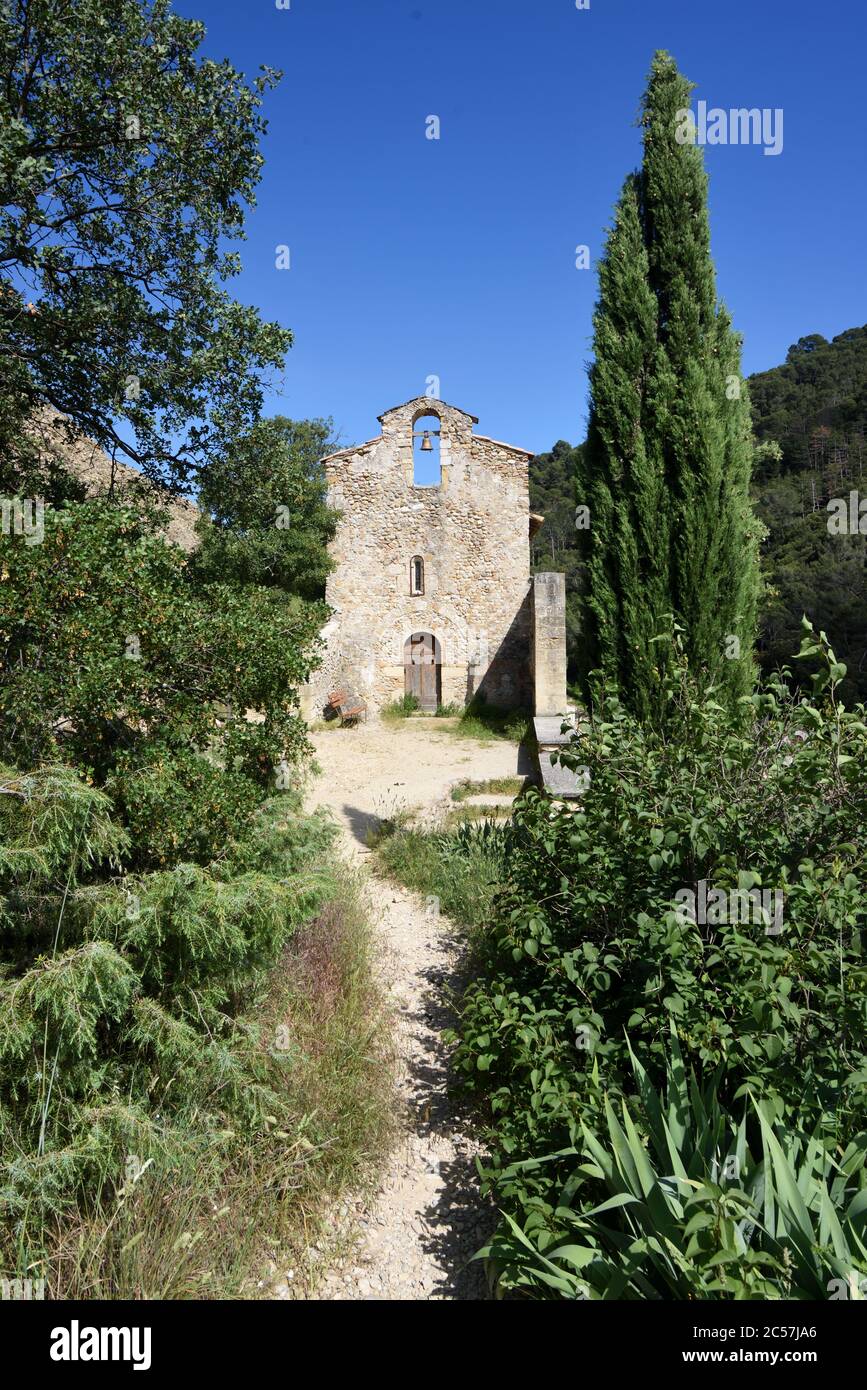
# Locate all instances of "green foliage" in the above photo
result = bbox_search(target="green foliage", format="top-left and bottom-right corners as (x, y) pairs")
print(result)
(752, 326), (867, 703)
(106, 745), (264, 869)
(751, 328), (867, 483)
(381, 693), (420, 720)
(0, 0), (290, 487)
(534, 323), (867, 709)
(376, 818), (509, 935)
(575, 52), (760, 718)
(0, 501), (322, 847)
(0, 763), (337, 1258)
(482, 1034), (867, 1300)
(451, 632), (867, 1296)
(194, 416), (339, 601)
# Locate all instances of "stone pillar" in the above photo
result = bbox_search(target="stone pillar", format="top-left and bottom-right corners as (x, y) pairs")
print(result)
(532, 572), (568, 716)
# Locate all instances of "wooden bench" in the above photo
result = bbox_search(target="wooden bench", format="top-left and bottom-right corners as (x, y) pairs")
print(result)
(326, 688), (367, 726)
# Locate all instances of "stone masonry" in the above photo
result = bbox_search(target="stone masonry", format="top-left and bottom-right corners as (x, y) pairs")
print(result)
(531, 572), (569, 717)
(306, 397), (539, 717)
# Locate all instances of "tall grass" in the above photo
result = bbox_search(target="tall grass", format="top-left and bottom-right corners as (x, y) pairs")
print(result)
(8, 872), (393, 1300)
(375, 819), (508, 935)
(439, 700), (531, 745)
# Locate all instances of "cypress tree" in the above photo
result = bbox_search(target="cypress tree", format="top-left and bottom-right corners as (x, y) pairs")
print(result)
(578, 51), (760, 716)
(579, 175), (667, 722)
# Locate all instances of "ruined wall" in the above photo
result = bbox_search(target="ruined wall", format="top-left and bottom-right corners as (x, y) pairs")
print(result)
(307, 397), (533, 716)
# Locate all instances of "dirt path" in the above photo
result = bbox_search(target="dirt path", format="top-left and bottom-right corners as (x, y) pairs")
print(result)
(300, 719), (527, 1300)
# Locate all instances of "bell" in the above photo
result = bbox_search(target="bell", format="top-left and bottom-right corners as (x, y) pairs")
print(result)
(420, 430), (433, 452)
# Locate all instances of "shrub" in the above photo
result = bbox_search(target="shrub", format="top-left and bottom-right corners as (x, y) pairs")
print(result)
(107, 744), (264, 868)
(482, 1032), (867, 1300)
(0, 764), (337, 1272)
(0, 501), (322, 789)
(451, 626), (867, 1293)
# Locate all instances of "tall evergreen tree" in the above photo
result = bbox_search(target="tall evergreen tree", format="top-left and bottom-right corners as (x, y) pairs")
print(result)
(578, 52), (760, 717)
(580, 174), (667, 721)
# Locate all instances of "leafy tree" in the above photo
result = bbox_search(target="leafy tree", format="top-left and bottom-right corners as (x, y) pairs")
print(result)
(0, 501), (324, 861)
(577, 52), (761, 717)
(194, 416), (338, 602)
(0, 0), (290, 490)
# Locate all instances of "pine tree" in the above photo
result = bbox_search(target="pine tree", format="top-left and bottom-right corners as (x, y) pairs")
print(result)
(578, 52), (760, 716)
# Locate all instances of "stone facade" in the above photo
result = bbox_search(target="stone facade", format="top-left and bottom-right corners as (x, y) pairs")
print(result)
(306, 397), (537, 716)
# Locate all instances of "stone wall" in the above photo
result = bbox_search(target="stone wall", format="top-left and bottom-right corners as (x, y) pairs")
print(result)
(306, 397), (534, 716)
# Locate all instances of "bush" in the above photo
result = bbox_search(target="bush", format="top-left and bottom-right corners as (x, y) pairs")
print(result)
(0, 763), (339, 1281)
(0, 500), (322, 790)
(451, 627), (867, 1295)
(107, 744), (264, 868)
(482, 1031), (867, 1300)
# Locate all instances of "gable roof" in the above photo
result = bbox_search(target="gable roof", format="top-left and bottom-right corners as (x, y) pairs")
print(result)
(321, 397), (532, 462)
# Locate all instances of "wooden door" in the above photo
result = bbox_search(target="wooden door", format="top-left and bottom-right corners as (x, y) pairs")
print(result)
(405, 632), (438, 711)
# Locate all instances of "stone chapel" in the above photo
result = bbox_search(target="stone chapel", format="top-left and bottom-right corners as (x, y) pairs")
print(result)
(304, 395), (568, 722)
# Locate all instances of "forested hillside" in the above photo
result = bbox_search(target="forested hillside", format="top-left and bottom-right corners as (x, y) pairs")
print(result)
(531, 325), (867, 699)
(529, 440), (585, 683)
(751, 326), (867, 700)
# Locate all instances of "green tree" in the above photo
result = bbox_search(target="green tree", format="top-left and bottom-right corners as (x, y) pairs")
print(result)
(0, 0), (290, 490)
(0, 501), (324, 861)
(578, 52), (760, 717)
(579, 175), (667, 720)
(194, 416), (338, 602)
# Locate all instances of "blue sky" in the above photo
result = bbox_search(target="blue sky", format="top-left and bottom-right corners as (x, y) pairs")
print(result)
(188, 0), (866, 455)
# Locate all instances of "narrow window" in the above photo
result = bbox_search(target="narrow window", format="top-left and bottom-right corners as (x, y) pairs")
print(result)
(410, 555), (424, 595)
(412, 413), (441, 486)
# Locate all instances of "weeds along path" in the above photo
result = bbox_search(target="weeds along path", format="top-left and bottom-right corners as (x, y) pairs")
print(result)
(298, 719), (525, 1300)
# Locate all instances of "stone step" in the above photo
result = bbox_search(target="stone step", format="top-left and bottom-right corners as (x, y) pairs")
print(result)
(538, 753), (585, 800)
(533, 714), (576, 747)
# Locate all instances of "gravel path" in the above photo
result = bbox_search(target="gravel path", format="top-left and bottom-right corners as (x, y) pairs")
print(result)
(296, 720), (527, 1300)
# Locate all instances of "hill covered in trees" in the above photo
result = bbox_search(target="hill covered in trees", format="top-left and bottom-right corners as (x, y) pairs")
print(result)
(531, 323), (867, 699)
(529, 439), (586, 682)
(751, 326), (867, 700)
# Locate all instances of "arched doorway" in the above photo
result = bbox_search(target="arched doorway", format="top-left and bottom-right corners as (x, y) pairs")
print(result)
(404, 632), (441, 712)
